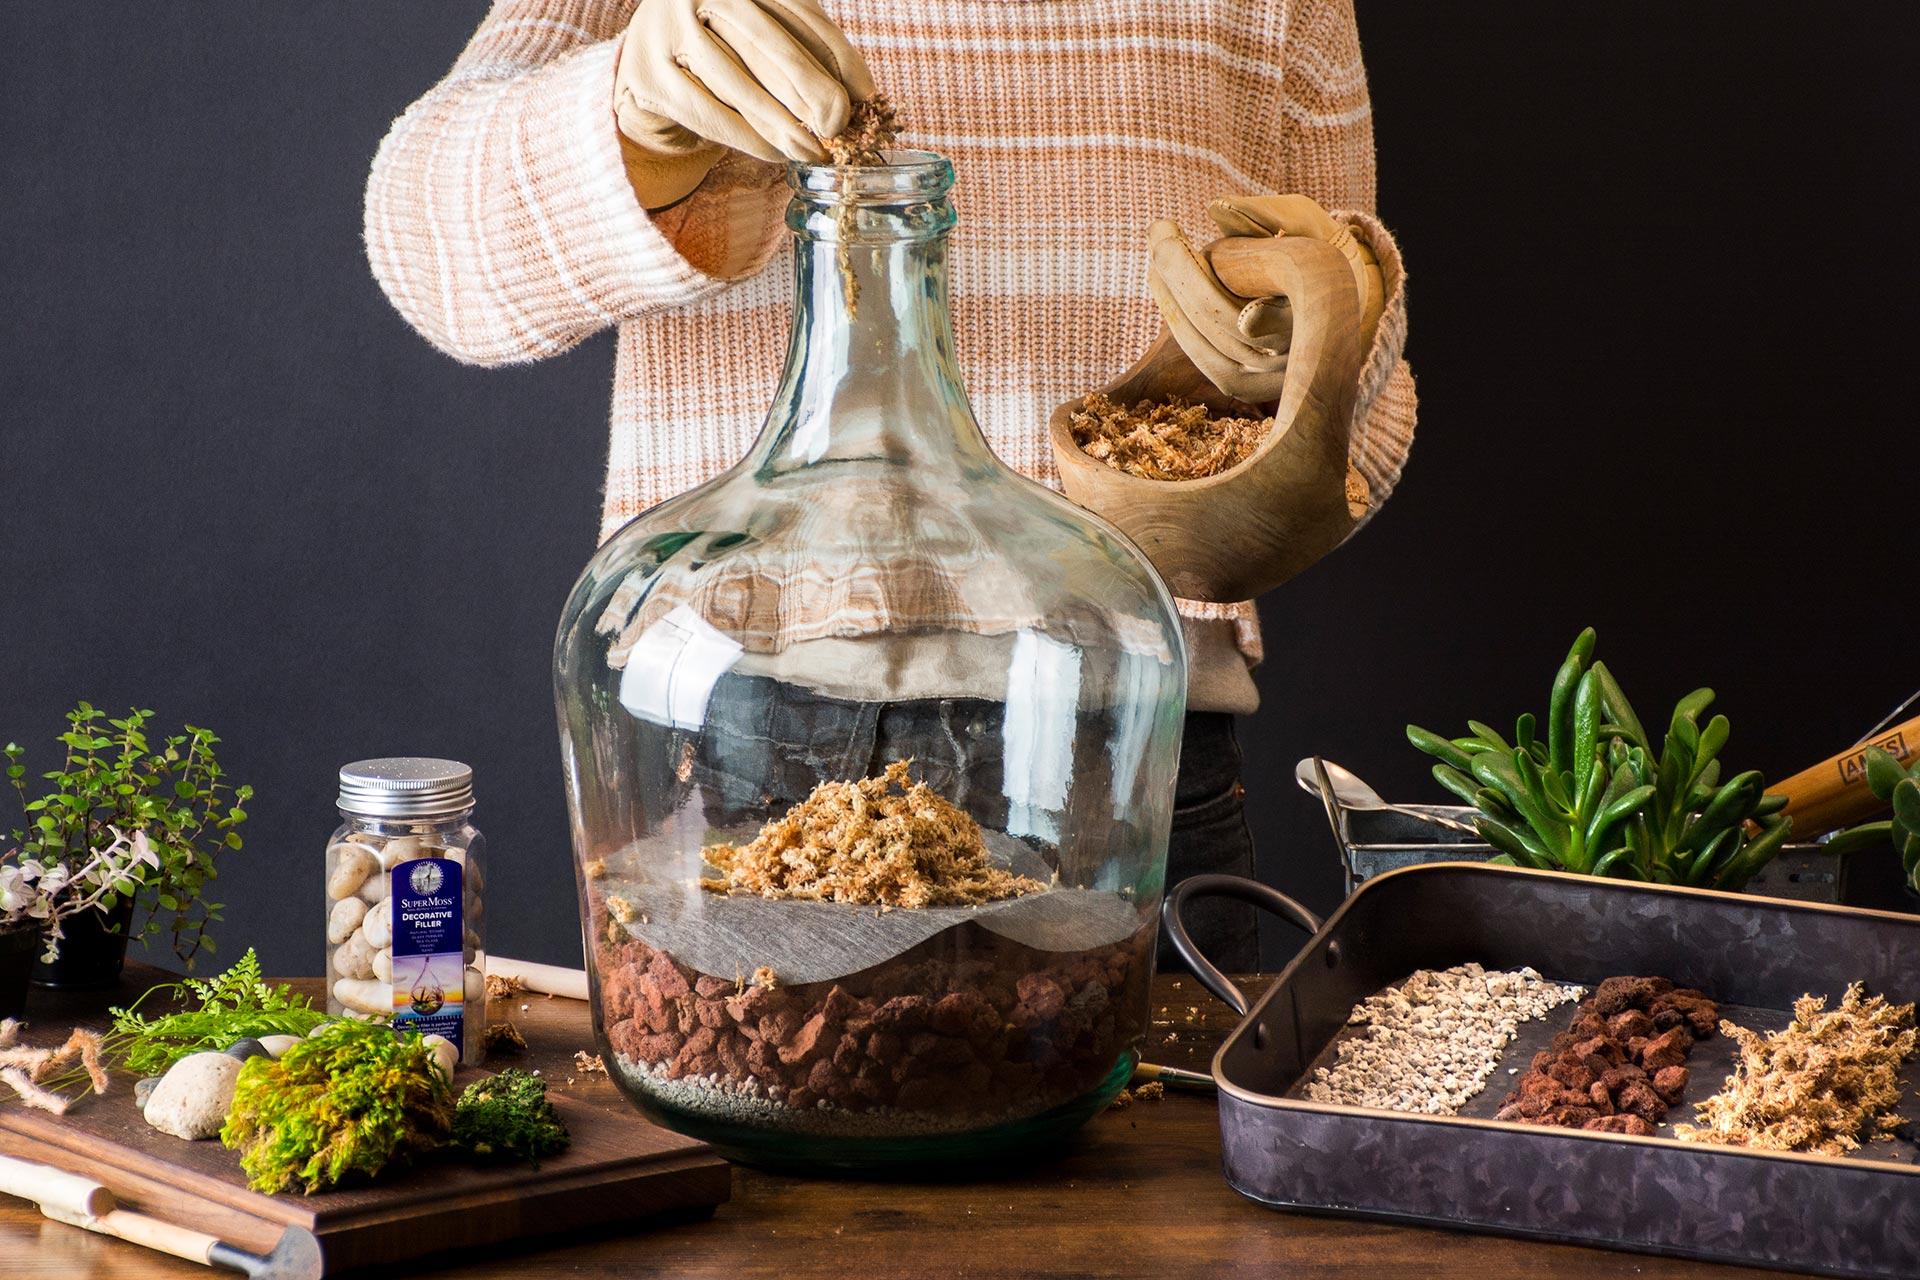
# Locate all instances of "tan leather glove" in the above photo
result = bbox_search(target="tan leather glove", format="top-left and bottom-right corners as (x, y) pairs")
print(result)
(1147, 194), (1386, 403)
(614, 0), (875, 208)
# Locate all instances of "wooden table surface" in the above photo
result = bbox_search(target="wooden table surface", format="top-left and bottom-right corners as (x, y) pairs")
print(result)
(0, 971), (1811, 1279)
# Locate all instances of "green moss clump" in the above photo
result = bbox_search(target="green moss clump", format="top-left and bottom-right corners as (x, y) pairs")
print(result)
(451, 1069), (570, 1167)
(221, 1020), (452, 1194)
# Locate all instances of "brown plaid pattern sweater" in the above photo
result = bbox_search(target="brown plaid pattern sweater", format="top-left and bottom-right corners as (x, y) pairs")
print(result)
(364, 0), (1416, 713)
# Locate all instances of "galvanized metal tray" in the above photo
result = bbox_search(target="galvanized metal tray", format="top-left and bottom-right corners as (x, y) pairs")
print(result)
(1162, 865), (1920, 1279)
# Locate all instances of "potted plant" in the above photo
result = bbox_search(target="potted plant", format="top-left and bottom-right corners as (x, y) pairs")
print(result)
(5, 703), (251, 988)
(0, 828), (159, 1017)
(1406, 628), (1794, 890)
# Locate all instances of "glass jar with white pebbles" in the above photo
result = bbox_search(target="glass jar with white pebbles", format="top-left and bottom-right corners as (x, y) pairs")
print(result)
(324, 758), (484, 1064)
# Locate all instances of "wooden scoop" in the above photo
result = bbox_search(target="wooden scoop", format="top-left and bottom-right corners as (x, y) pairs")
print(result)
(1048, 234), (1364, 602)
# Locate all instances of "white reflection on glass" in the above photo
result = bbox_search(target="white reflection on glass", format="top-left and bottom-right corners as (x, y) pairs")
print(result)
(1003, 628), (1082, 843)
(618, 604), (744, 730)
(1105, 617), (1177, 820)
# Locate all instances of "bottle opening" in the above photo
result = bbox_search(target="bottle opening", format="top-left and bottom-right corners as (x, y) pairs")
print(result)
(789, 149), (954, 202)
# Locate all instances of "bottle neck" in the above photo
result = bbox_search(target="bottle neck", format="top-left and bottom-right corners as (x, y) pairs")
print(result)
(750, 162), (995, 476)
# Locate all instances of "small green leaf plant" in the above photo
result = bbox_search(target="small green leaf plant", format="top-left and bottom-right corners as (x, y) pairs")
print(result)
(5, 702), (252, 966)
(1821, 747), (1920, 895)
(1408, 628), (1792, 890)
(222, 1019), (453, 1194)
(103, 947), (334, 1077)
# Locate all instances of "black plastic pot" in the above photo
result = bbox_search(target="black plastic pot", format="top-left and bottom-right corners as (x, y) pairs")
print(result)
(31, 896), (135, 990)
(0, 922), (42, 1019)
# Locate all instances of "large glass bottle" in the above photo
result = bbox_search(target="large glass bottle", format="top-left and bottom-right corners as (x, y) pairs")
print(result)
(555, 152), (1187, 1169)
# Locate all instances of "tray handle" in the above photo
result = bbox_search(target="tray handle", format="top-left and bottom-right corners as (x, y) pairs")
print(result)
(1161, 874), (1322, 1016)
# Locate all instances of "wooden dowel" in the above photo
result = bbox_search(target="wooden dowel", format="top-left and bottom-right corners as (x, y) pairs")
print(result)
(1770, 714), (1920, 839)
(487, 956), (588, 1001)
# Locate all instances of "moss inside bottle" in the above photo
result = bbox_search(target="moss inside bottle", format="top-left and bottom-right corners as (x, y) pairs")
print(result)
(554, 151), (1187, 1170)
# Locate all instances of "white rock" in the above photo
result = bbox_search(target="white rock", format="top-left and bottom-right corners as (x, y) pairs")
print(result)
(362, 898), (394, 950)
(327, 896), (368, 945)
(464, 968), (484, 1003)
(357, 870), (390, 905)
(326, 844), (378, 901)
(379, 836), (421, 869)
(372, 946), (392, 983)
(143, 1052), (243, 1140)
(422, 1034), (458, 1083)
(333, 977), (391, 1017)
(333, 931), (374, 981)
(258, 1035), (300, 1059)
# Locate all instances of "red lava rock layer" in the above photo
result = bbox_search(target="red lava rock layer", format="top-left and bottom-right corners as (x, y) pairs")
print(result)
(1497, 975), (1719, 1137)
(595, 923), (1152, 1120)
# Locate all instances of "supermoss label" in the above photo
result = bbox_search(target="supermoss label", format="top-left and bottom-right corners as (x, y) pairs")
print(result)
(390, 857), (464, 1054)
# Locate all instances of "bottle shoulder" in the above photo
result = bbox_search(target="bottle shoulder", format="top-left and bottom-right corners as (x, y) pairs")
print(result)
(561, 459), (1187, 683)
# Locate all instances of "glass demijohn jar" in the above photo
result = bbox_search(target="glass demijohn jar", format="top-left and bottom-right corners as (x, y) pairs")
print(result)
(555, 152), (1187, 1168)
(324, 758), (485, 1065)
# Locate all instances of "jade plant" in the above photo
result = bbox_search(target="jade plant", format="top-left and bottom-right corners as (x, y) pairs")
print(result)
(5, 702), (252, 966)
(1408, 628), (1792, 889)
(1821, 747), (1920, 895)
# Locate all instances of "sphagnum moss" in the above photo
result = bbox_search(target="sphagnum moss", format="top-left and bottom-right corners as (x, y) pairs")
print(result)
(221, 1019), (452, 1194)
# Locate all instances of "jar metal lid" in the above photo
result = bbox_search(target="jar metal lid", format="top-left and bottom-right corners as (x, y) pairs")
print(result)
(337, 758), (475, 819)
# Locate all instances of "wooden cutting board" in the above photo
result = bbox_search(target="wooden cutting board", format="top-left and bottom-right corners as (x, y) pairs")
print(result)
(0, 967), (729, 1275)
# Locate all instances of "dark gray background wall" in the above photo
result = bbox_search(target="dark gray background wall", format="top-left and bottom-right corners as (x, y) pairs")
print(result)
(4, 3), (1915, 978)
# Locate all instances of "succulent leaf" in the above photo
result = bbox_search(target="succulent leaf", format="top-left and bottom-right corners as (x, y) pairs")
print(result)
(1864, 746), (1908, 804)
(1407, 725), (1475, 773)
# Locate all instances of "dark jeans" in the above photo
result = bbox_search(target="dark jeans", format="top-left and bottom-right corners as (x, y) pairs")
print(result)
(1164, 713), (1259, 974)
(687, 678), (1259, 973)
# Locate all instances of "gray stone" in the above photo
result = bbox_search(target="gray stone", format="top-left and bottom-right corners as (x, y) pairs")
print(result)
(224, 1037), (269, 1062)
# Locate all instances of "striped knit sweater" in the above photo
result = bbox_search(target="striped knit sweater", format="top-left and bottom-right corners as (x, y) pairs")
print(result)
(364, 0), (1415, 714)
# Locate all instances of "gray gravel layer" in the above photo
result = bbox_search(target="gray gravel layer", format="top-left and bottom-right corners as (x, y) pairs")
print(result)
(612, 1053), (1081, 1138)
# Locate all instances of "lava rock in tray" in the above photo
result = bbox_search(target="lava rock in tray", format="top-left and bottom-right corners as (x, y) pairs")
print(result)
(1497, 976), (1718, 1135)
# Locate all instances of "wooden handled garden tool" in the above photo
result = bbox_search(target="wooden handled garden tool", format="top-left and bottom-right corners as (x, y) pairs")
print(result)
(1048, 234), (1363, 602)
(0, 1154), (322, 1279)
(1768, 713), (1920, 839)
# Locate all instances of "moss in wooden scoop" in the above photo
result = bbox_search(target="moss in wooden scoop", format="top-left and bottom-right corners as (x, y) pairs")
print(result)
(1070, 392), (1371, 517)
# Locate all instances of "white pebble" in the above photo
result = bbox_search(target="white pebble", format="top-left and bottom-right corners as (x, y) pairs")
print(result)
(143, 1052), (243, 1140)
(327, 896), (368, 945)
(422, 1034), (458, 1083)
(258, 1035), (301, 1059)
(357, 871), (390, 905)
(333, 977), (391, 1016)
(332, 931), (374, 981)
(326, 844), (378, 900)
(380, 836), (421, 869)
(362, 898), (394, 950)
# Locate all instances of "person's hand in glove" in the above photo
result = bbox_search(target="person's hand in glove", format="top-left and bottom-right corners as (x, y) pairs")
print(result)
(1146, 194), (1386, 403)
(614, 0), (875, 208)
